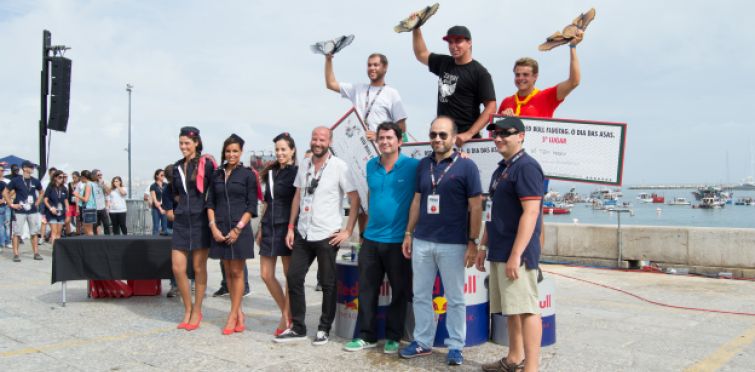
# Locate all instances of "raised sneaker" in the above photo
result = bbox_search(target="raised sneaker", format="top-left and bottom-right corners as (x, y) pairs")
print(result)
(213, 287), (229, 297)
(312, 331), (329, 346)
(399, 341), (432, 359)
(273, 329), (306, 343)
(383, 340), (399, 354)
(447, 349), (463, 365)
(343, 338), (377, 352)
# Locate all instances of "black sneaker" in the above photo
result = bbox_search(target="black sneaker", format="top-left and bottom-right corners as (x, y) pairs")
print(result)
(312, 331), (329, 346)
(34, 254), (43, 261)
(213, 287), (229, 297)
(12, 255), (20, 262)
(243, 289), (251, 297)
(166, 285), (178, 298)
(315, 284), (323, 291)
(273, 329), (307, 343)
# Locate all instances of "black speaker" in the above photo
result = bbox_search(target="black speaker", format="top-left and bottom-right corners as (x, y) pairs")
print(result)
(48, 57), (72, 132)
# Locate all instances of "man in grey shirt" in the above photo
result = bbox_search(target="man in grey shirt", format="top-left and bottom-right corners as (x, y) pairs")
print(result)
(91, 169), (111, 235)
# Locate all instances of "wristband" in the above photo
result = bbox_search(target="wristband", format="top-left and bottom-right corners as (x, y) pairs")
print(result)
(288, 224), (294, 229)
(237, 221), (245, 228)
(570, 44), (576, 49)
(405, 231), (413, 235)
(209, 221), (215, 227)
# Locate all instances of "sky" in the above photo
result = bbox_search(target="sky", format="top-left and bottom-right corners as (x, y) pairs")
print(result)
(0, 0), (753, 191)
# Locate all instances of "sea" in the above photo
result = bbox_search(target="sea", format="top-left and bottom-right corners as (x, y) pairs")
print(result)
(543, 187), (755, 229)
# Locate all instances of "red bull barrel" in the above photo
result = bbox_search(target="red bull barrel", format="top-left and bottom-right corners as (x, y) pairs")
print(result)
(490, 273), (556, 346)
(333, 259), (393, 340)
(403, 265), (490, 347)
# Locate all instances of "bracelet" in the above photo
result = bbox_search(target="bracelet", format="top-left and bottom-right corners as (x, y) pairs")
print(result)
(288, 224), (294, 229)
(209, 221), (215, 227)
(570, 45), (576, 49)
(237, 221), (245, 228)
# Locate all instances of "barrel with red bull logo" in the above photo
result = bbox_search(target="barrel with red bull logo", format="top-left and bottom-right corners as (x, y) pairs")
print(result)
(490, 273), (556, 346)
(333, 259), (393, 340)
(403, 265), (490, 347)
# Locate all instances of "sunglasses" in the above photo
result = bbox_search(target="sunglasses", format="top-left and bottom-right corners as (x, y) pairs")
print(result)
(56, 176), (64, 179)
(306, 178), (319, 195)
(429, 131), (450, 140)
(492, 130), (521, 139)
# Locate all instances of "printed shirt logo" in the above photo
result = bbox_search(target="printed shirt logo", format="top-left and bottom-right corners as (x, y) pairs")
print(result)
(438, 72), (458, 103)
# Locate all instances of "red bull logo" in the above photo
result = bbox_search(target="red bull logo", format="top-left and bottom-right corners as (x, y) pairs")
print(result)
(344, 299), (359, 312)
(430, 205), (437, 212)
(337, 280), (358, 297)
(304, 206), (310, 212)
(464, 275), (478, 294)
(539, 295), (552, 309)
(432, 296), (447, 314)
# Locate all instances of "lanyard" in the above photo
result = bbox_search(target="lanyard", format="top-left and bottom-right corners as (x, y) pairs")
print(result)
(305, 154), (331, 196)
(490, 151), (523, 196)
(364, 84), (385, 123)
(430, 152), (458, 194)
(24, 178), (34, 199)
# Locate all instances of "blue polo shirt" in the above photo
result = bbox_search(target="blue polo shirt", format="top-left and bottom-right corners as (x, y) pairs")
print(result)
(5, 176), (43, 215)
(414, 150), (482, 245)
(364, 154), (419, 243)
(486, 151), (544, 269)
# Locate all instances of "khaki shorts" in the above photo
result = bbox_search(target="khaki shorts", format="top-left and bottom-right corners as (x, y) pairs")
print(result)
(489, 262), (540, 315)
(13, 213), (40, 237)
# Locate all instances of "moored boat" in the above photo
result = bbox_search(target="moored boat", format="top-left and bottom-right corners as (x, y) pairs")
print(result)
(666, 197), (691, 205)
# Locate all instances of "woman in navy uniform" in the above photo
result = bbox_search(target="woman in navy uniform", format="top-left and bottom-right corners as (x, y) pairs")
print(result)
(207, 134), (258, 335)
(171, 126), (215, 331)
(256, 132), (298, 335)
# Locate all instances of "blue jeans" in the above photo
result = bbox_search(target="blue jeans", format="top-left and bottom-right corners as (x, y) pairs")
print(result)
(0, 205), (10, 246)
(151, 208), (168, 235)
(411, 238), (467, 350)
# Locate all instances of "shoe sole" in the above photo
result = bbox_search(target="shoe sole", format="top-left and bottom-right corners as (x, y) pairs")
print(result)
(312, 339), (329, 346)
(344, 343), (377, 352)
(400, 351), (432, 359)
(243, 292), (251, 297)
(384, 349), (398, 354)
(448, 360), (463, 365)
(213, 293), (230, 297)
(272, 337), (307, 343)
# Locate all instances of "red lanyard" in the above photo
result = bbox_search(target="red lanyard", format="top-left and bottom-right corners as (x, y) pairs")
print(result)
(364, 84), (385, 123)
(430, 153), (458, 194)
(490, 151), (523, 196)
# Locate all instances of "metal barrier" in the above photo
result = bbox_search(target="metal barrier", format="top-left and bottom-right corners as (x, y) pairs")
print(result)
(126, 199), (153, 235)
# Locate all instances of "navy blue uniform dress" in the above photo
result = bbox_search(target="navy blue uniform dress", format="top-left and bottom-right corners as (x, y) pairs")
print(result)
(171, 158), (215, 250)
(206, 164), (258, 260)
(44, 185), (68, 223)
(258, 164), (298, 257)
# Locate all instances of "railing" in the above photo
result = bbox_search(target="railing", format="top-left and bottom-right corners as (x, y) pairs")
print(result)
(126, 199), (153, 235)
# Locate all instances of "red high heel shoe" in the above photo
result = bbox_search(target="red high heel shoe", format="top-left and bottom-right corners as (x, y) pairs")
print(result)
(234, 316), (245, 332)
(177, 322), (188, 329)
(274, 317), (293, 336)
(185, 313), (202, 331)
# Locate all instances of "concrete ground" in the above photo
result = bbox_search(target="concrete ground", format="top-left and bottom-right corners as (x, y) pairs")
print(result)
(1, 242), (755, 372)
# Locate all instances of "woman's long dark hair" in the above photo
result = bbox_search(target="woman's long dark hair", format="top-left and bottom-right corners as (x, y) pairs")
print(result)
(260, 136), (297, 181)
(111, 176), (123, 190)
(181, 133), (203, 182)
(51, 170), (64, 188)
(219, 136), (244, 178)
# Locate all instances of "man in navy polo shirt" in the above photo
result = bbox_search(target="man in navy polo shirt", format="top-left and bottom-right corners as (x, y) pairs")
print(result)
(399, 116), (482, 365)
(3, 161), (44, 262)
(343, 122), (417, 354)
(477, 117), (544, 372)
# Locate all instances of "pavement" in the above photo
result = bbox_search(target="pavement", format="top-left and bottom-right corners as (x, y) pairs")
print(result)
(1, 241), (755, 372)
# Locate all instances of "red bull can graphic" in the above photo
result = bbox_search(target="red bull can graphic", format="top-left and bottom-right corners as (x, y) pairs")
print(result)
(333, 260), (393, 340)
(490, 273), (556, 347)
(404, 266), (490, 347)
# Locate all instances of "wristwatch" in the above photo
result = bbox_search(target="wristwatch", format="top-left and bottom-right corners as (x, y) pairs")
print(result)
(468, 238), (480, 245)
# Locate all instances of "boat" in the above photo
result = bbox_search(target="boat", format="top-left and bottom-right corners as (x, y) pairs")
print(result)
(563, 187), (581, 204)
(544, 188), (561, 202)
(666, 198), (691, 205)
(612, 187), (624, 197)
(543, 206), (570, 214)
(734, 137), (755, 190)
(692, 196), (726, 209)
(720, 191), (734, 204)
(735, 198), (754, 206)
(651, 193), (665, 203)
(636, 192), (653, 203)
(617, 202), (633, 207)
(691, 186), (722, 201)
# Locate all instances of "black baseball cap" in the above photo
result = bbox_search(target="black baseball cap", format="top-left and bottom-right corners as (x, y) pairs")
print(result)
(21, 160), (35, 169)
(487, 117), (525, 132)
(443, 26), (471, 41)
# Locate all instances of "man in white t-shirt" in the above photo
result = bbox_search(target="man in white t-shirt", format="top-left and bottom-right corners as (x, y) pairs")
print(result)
(325, 53), (408, 141)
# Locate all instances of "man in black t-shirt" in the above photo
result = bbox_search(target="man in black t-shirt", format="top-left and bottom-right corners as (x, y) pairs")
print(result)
(409, 19), (497, 148)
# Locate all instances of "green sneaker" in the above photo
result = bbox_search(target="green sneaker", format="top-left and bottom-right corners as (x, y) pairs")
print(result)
(343, 338), (377, 352)
(383, 340), (400, 354)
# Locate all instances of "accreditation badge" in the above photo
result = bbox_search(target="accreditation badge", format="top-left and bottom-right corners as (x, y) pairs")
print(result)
(27, 195), (34, 204)
(427, 194), (440, 214)
(302, 196), (313, 214)
(57, 203), (63, 211)
(484, 200), (492, 222)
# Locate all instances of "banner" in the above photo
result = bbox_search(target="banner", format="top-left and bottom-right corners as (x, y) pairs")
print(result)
(329, 108), (377, 213)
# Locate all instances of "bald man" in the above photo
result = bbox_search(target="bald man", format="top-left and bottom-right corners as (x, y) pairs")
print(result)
(275, 126), (360, 346)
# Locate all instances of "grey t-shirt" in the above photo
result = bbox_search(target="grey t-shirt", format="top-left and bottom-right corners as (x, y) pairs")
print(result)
(94, 182), (106, 211)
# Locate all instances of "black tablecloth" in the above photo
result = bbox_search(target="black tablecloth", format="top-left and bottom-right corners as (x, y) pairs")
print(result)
(51, 235), (194, 283)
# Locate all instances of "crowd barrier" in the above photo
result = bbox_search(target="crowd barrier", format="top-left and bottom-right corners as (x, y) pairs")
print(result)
(126, 199), (153, 235)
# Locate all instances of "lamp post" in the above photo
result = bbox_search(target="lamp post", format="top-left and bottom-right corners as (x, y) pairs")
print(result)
(126, 84), (133, 198)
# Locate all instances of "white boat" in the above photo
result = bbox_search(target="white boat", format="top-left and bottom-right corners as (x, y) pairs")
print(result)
(734, 137), (755, 190)
(693, 196), (726, 209)
(612, 187), (624, 197)
(636, 192), (653, 203)
(666, 197), (691, 205)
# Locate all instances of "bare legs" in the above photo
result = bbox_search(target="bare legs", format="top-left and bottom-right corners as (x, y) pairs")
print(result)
(172, 248), (209, 325)
(50, 223), (62, 248)
(506, 313), (542, 372)
(222, 260), (247, 331)
(260, 255), (291, 330)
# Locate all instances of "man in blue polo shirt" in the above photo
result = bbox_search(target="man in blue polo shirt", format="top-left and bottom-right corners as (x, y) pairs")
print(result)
(343, 122), (417, 355)
(3, 161), (44, 262)
(400, 116), (482, 365)
(477, 117), (544, 372)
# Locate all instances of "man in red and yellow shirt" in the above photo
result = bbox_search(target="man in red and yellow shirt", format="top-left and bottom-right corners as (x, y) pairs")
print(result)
(497, 30), (584, 119)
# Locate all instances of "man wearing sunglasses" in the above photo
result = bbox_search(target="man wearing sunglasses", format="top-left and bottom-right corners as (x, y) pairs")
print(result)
(477, 117), (544, 372)
(278, 126), (360, 346)
(408, 16), (497, 149)
(399, 116), (482, 365)
(3, 161), (44, 262)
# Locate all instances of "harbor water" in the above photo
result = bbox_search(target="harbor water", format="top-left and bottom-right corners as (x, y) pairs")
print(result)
(543, 187), (755, 229)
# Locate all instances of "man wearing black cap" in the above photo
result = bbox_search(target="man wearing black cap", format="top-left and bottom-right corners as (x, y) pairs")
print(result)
(409, 16), (496, 148)
(3, 160), (44, 262)
(476, 117), (544, 372)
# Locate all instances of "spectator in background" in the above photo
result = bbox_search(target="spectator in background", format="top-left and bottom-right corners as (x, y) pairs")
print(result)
(150, 169), (168, 235)
(163, 164), (180, 298)
(0, 163), (10, 249)
(109, 176), (128, 235)
(66, 171), (81, 236)
(73, 171), (97, 235)
(39, 167), (57, 245)
(3, 160), (45, 262)
(91, 169), (111, 235)
(43, 170), (68, 248)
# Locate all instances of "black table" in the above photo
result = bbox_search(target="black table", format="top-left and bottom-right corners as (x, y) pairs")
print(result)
(52, 235), (194, 306)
